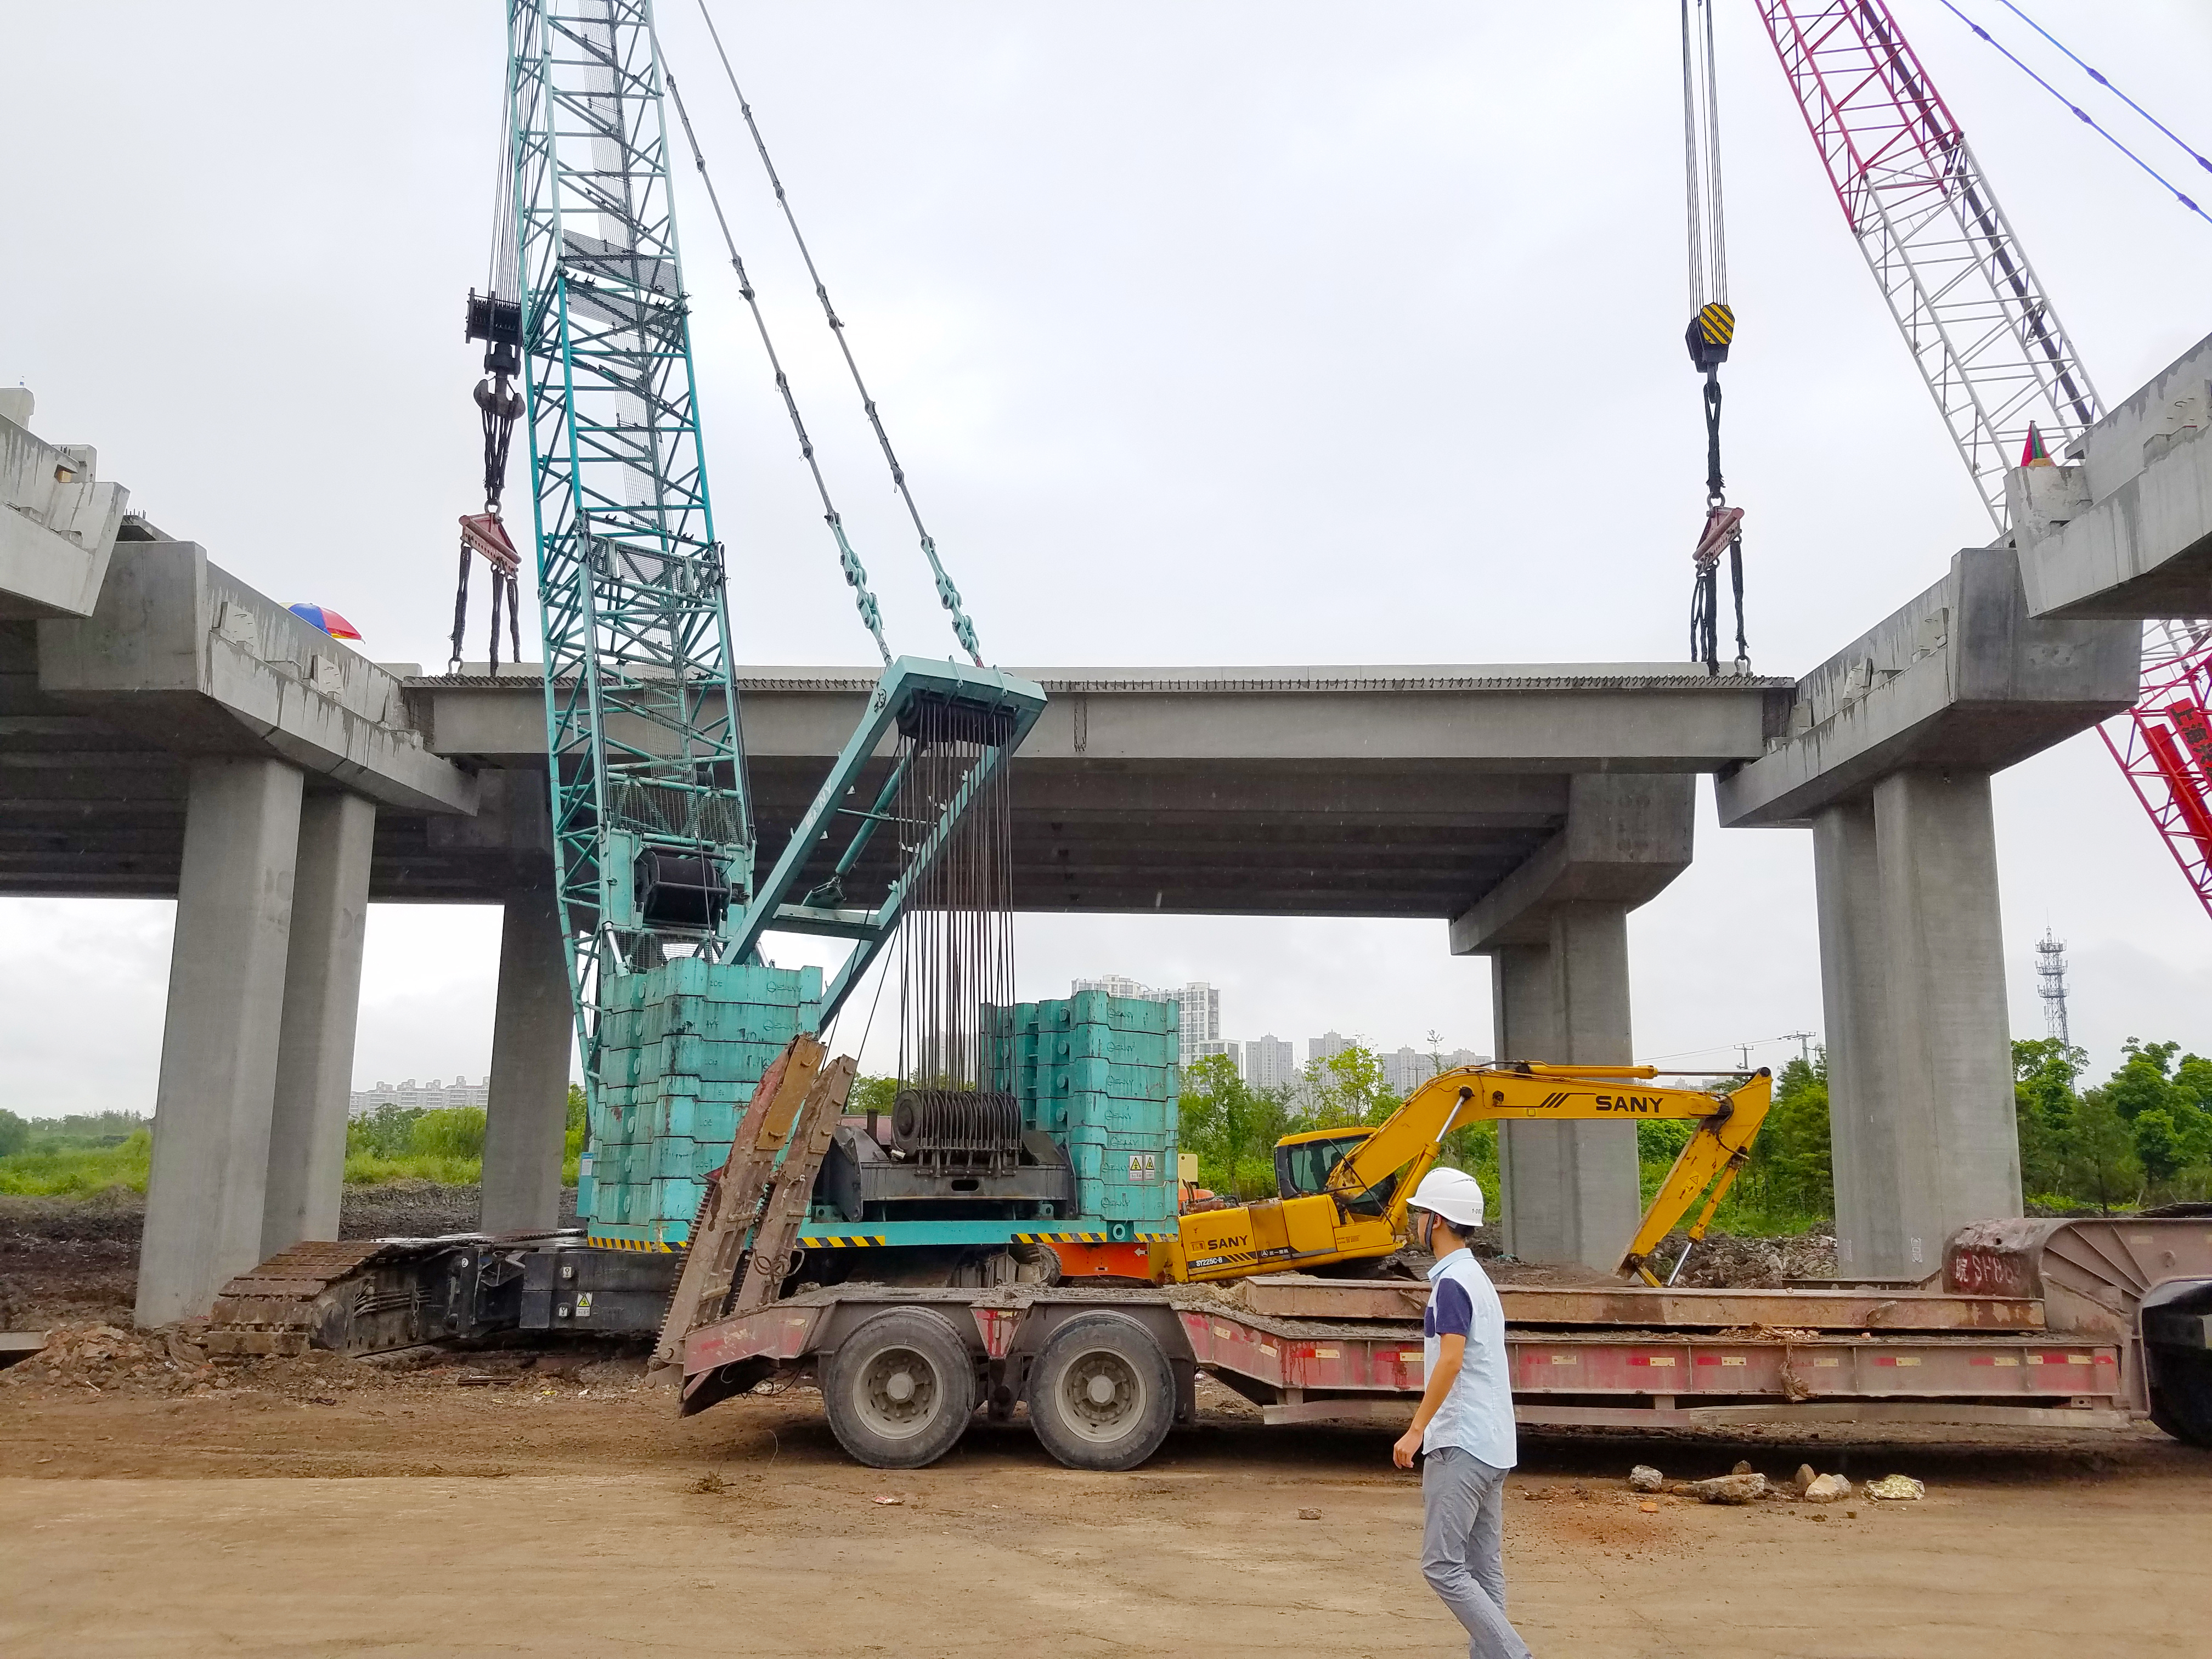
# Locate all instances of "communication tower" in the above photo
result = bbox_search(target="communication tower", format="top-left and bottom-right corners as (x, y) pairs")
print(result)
(2035, 929), (2071, 1049)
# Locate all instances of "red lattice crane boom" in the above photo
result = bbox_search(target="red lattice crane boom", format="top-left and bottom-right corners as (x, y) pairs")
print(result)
(1752, 0), (2212, 922)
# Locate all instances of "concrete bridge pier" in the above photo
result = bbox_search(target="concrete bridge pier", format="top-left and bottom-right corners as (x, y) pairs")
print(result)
(1487, 901), (1642, 1268)
(479, 888), (575, 1233)
(137, 758), (306, 1327)
(1812, 772), (2018, 1276)
(260, 791), (377, 1260)
(1454, 775), (1694, 1269)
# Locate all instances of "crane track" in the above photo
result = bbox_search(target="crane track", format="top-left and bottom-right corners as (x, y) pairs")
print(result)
(205, 1238), (469, 1358)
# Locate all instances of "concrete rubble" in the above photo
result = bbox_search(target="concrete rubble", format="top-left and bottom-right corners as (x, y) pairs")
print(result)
(1680, 1472), (1769, 1504)
(1628, 1463), (1862, 1505)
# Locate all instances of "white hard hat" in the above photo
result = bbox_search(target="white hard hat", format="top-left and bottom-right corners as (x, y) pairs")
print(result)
(1407, 1166), (1486, 1229)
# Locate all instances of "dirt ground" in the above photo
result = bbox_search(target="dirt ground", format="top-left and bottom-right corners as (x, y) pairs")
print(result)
(3, 1200), (2194, 1656)
(2, 1341), (2205, 1659)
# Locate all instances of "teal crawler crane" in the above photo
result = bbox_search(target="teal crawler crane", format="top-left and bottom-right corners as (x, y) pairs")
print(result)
(486, 0), (1043, 1252)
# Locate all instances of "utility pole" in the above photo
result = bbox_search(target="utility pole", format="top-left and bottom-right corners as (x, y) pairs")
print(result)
(2036, 930), (2072, 1051)
(1782, 1029), (1817, 1065)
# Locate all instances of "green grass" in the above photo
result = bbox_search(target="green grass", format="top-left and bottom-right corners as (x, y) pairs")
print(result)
(1, 1110), (586, 1199)
(0, 1131), (152, 1197)
(341, 1150), (485, 1187)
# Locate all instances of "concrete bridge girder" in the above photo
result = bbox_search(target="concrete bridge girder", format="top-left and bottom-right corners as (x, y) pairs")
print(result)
(0, 391), (128, 623)
(2013, 330), (2212, 622)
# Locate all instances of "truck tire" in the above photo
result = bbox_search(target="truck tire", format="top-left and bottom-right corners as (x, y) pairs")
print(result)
(2149, 1347), (2212, 1449)
(822, 1308), (978, 1469)
(1026, 1312), (1176, 1472)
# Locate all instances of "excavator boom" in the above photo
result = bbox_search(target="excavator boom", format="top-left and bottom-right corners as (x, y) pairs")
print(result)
(1155, 1064), (1771, 1285)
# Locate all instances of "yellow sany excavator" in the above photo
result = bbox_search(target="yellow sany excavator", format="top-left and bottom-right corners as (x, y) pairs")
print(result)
(1154, 1063), (1771, 1287)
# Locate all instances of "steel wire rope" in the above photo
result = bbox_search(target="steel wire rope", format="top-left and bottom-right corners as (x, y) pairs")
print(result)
(1699, 0), (1728, 305)
(664, 71), (892, 665)
(693, 0), (986, 667)
(1938, 0), (2212, 227)
(1680, 0), (1746, 674)
(1991, 0), (2212, 183)
(1680, 0), (1708, 309)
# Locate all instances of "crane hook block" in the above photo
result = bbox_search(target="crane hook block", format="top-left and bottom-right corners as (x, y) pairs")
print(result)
(465, 288), (523, 379)
(1685, 302), (1734, 371)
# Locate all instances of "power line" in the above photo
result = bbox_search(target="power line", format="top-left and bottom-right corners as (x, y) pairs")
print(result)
(1641, 1032), (1817, 1065)
(692, 0), (988, 666)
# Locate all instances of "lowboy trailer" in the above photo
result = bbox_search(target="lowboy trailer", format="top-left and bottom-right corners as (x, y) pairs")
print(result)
(676, 1215), (2212, 1470)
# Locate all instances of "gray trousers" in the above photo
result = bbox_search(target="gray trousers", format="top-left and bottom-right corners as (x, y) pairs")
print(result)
(1420, 1446), (1532, 1659)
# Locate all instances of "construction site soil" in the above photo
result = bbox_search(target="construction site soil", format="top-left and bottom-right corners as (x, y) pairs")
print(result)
(0, 1340), (2201, 1658)
(6, 1195), (2200, 1656)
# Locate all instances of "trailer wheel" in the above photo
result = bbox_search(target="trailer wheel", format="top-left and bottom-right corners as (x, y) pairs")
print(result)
(2149, 1347), (2212, 1449)
(1027, 1312), (1175, 1471)
(822, 1308), (978, 1469)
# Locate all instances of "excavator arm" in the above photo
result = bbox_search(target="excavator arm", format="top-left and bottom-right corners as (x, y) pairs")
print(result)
(1156, 1064), (1771, 1285)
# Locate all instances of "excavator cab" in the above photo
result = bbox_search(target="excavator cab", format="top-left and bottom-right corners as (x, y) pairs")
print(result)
(1274, 1130), (1398, 1218)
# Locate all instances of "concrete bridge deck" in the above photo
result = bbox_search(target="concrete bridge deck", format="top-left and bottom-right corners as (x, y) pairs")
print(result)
(0, 614), (1791, 918)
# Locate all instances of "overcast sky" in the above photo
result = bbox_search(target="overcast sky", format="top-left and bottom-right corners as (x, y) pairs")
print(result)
(4, 1), (2210, 1113)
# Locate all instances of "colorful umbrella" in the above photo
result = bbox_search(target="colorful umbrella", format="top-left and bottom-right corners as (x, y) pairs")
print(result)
(288, 603), (363, 641)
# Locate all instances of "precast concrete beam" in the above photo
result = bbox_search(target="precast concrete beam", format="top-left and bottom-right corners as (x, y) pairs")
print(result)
(36, 541), (476, 815)
(137, 757), (303, 1327)
(411, 664), (1791, 772)
(1715, 545), (2139, 830)
(2013, 331), (2212, 620)
(0, 393), (128, 622)
(479, 888), (576, 1233)
(261, 792), (376, 1259)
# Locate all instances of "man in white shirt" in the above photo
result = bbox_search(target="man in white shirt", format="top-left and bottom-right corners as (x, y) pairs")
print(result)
(1392, 1166), (1531, 1659)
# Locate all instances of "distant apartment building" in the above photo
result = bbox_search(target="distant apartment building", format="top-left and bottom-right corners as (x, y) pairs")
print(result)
(1380, 1045), (1488, 1097)
(1187, 1038), (1239, 1075)
(1073, 975), (1220, 1057)
(1242, 1034), (1297, 1091)
(1074, 974), (1154, 1003)
(348, 1076), (490, 1116)
(1296, 1034), (1490, 1096)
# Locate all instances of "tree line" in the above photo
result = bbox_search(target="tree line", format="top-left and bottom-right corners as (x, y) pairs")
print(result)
(1173, 1034), (2212, 1233)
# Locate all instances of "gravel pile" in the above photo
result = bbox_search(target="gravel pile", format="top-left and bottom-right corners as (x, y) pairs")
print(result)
(1663, 1231), (1840, 1286)
(2, 1319), (640, 1402)
(2, 1321), (223, 1398)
